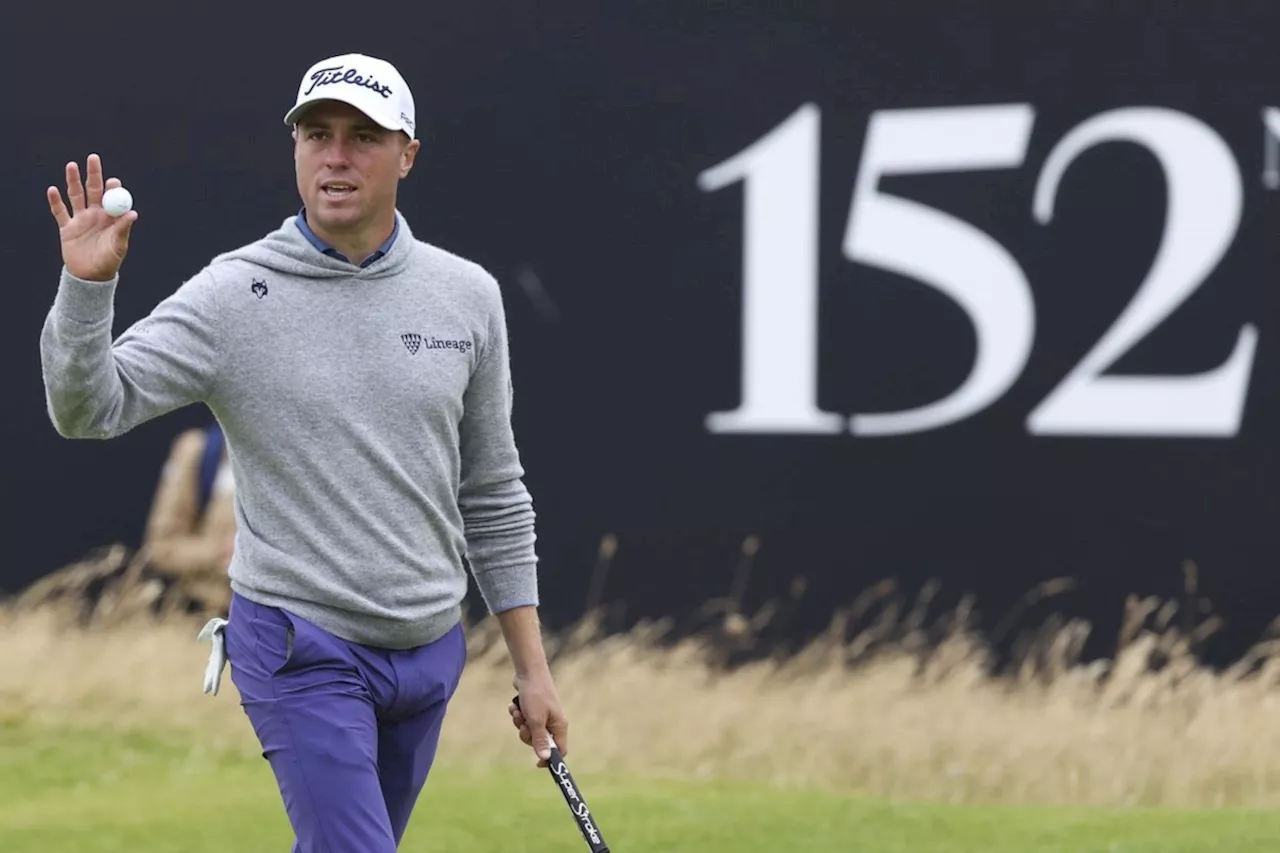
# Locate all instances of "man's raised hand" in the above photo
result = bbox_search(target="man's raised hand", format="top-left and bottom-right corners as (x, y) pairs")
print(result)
(47, 154), (138, 282)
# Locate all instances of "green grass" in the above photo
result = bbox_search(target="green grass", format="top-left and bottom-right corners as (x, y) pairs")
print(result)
(2, 722), (1279, 852)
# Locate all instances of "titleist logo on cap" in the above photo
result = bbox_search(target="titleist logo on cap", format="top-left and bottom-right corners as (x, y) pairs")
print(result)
(304, 65), (393, 99)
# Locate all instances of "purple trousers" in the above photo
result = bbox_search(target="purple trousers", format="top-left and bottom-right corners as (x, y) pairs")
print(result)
(224, 591), (467, 852)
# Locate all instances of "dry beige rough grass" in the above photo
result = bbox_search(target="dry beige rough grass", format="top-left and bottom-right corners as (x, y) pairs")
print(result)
(7, 549), (1280, 809)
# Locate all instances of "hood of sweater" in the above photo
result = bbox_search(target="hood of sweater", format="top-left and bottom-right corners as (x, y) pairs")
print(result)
(209, 210), (416, 280)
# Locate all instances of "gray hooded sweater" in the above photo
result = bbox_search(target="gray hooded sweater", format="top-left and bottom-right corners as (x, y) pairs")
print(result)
(40, 212), (538, 649)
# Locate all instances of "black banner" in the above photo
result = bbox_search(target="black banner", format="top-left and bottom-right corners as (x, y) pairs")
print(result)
(6, 2), (1280, 665)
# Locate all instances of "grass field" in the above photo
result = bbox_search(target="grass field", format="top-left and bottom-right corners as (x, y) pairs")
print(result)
(5, 558), (1280, 850)
(5, 722), (1280, 852)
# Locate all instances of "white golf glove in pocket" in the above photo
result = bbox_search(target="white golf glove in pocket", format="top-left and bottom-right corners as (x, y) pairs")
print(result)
(197, 617), (229, 696)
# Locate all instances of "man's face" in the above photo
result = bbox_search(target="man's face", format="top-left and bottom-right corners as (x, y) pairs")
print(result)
(292, 100), (419, 237)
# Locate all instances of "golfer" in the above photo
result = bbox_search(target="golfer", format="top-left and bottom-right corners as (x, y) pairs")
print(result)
(39, 52), (567, 851)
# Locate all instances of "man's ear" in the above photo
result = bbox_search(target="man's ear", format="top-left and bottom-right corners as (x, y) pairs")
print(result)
(400, 137), (420, 178)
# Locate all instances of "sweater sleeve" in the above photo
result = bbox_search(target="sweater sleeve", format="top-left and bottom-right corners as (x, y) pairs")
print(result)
(40, 266), (222, 440)
(457, 276), (539, 614)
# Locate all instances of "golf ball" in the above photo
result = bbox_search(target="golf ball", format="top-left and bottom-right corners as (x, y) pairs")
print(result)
(102, 186), (133, 217)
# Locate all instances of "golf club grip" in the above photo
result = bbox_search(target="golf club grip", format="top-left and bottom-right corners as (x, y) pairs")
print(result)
(513, 696), (610, 852)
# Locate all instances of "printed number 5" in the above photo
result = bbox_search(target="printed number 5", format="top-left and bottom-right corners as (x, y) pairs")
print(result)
(843, 104), (1037, 436)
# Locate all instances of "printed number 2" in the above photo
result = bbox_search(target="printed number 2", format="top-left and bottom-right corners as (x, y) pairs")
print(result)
(699, 103), (1257, 438)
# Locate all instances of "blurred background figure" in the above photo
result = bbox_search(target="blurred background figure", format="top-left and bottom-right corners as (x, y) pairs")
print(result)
(137, 419), (235, 616)
(6, 419), (235, 623)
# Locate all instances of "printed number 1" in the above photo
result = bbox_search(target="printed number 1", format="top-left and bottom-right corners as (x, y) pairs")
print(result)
(699, 102), (1256, 438)
(697, 105), (843, 434)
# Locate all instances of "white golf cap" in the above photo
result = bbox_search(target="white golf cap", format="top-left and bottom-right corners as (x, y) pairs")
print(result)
(283, 53), (416, 139)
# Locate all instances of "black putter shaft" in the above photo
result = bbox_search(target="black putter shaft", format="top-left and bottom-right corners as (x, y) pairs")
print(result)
(512, 695), (611, 852)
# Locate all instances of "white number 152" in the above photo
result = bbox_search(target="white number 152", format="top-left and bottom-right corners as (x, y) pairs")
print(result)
(698, 103), (1257, 438)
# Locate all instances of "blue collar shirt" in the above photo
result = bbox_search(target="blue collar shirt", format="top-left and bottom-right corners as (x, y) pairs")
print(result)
(295, 207), (399, 268)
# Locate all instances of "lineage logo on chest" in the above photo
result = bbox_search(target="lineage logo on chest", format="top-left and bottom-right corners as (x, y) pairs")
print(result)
(400, 333), (474, 355)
